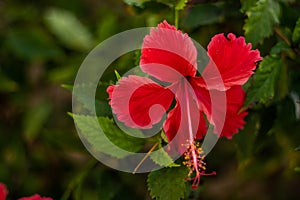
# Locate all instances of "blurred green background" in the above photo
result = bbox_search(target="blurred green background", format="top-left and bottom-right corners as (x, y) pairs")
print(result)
(1, 0), (300, 199)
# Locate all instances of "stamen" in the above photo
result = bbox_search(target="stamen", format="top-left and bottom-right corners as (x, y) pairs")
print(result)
(182, 80), (215, 189)
(182, 140), (216, 189)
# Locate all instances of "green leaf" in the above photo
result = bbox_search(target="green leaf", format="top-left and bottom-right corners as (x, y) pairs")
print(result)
(245, 55), (282, 106)
(71, 83), (112, 116)
(23, 101), (52, 142)
(150, 141), (178, 167)
(240, 0), (257, 12)
(234, 113), (260, 164)
(183, 2), (240, 28)
(292, 17), (300, 43)
(6, 29), (62, 60)
(44, 8), (93, 51)
(71, 114), (144, 158)
(244, 0), (280, 46)
(270, 41), (291, 56)
(161, 130), (169, 143)
(295, 167), (300, 172)
(114, 70), (121, 80)
(124, 0), (151, 7)
(295, 145), (300, 151)
(175, 0), (188, 11)
(0, 73), (18, 92)
(156, 0), (177, 8)
(148, 166), (188, 200)
(275, 58), (288, 101)
(48, 66), (76, 83)
(124, 0), (187, 10)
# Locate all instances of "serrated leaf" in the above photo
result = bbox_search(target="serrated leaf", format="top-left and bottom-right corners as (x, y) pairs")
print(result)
(71, 114), (145, 158)
(44, 8), (93, 51)
(161, 130), (169, 143)
(292, 18), (300, 43)
(99, 117), (145, 154)
(244, 0), (280, 46)
(148, 167), (188, 200)
(246, 55), (282, 106)
(71, 83), (112, 116)
(150, 140), (179, 167)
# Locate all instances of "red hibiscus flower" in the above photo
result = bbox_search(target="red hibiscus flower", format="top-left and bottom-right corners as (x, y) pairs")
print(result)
(0, 183), (8, 200)
(107, 20), (261, 188)
(18, 194), (52, 200)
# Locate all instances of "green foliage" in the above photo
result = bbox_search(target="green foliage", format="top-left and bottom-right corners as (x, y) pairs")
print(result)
(6, 29), (62, 60)
(0, 73), (18, 92)
(184, 2), (240, 28)
(64, 83), (112, 116)
(292, 18), (300, 43)
(149, 138), (180, 167)
(175, 0), (188, 11)
(23, 101), (52, 142)
(124, 0), (151, 7)
(244, 0), (280, 46)
(240, 0), (257, 12)
(148, 166), (188, 200)
(124, 0), (187, 9)
(44, 8), (93, 51)
(245, 55), (282, 106)
(71, 114), (145, 158)
(269, 41), (291, 55)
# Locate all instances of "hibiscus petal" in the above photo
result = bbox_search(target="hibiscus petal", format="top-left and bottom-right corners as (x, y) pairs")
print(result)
(220, 86), (248, 138)
(0, 183), (8, 200)
(190, 78), (247, 138)
(202, 33), (262, 90)
(140, 20), (198, 82)
(18, 194), (53, 200)
(163, 81), (207, 154)
(108, 75), (174, 128)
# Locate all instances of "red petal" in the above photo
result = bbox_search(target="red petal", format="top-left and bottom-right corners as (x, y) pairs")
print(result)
(106, 85), (115, 105)
(202, 33), (262, 90)
(220, 86), (248, 138)
(18, 194), (52, 200)
(163, 81), (207, 153)
(0, 183), (8, 200)
(190, 78), (247, 138)
(109, 75), (174, 128)
(140, 20), (197, 82)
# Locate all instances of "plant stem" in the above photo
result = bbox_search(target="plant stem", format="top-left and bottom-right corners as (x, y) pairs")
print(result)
(274, 27), (300, 57)
(133, 142), (159, 174)
(174, 8), (179, 29)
